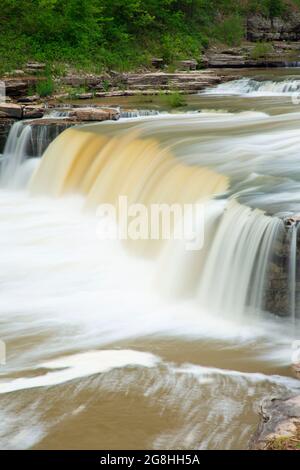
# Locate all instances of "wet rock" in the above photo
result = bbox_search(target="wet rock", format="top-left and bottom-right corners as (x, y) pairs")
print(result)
(25, 119), (77, 156)
(0, 103), (23, 119)
(23, 105), (45, 119)
(250, 395), (300, 450)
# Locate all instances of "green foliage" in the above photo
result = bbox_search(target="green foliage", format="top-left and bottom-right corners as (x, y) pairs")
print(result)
(163, 92), (187, 108)
(212, 15), (245, 46)
(0, 0), (299, 74)
(36, 78), (55, 97)
(250, 42), (274, 59)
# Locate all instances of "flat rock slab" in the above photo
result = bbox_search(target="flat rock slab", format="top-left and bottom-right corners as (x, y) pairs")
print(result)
(68, 107), (120, 121)
(0, 103), (23, 119)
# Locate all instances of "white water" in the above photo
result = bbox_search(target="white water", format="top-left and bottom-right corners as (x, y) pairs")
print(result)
(0, 122), (33, 188)
(0, 107), (300, 449)
(205, 77), (300, 96)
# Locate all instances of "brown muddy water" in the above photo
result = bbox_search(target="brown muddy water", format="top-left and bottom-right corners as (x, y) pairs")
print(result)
(0, 69), (300, 450)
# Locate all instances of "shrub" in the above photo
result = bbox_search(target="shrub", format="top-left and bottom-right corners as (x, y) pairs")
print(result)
(213, 15), (245, 46)
(164, 92), (186, 109)
(251, 42), (274, 59)
(36, 78), (55, 97)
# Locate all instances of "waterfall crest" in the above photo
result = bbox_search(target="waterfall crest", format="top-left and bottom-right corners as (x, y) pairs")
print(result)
(205, 78), (300, 96)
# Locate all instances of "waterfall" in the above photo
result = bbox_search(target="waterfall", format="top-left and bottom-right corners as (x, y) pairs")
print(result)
(28, 115), (289, 318)
(204, 78), (300, 96)
(120, 109), (161, 118)
(0, 122), (33, 188)
(288, 221), (300, 322)
(196, 200), (282, 318)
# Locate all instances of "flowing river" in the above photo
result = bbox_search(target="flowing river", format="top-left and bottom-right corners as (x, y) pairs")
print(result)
(0, 69), (300, 450)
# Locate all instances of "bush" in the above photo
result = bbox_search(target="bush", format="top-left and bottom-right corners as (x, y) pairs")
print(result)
(251, 42), (274, 59)
(213, 15), (245, 46)
(163, 92), (186, 109)
(36, 78), (55, 97)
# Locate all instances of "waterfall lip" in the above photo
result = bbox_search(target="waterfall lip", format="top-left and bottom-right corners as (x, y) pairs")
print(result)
(202, 77), (300, 97)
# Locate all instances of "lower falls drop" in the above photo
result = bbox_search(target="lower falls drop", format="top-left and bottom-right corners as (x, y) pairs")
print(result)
(4, 112), (296, 321)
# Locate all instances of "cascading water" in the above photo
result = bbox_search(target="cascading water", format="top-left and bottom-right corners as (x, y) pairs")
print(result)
(28, 112), (291, 319)
(1, 106), (300, 450)
(0, 121), (33, 188)
(205, 77), (300, 96)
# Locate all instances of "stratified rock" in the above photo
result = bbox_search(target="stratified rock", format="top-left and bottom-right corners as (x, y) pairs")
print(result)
(25, 62), (46, 73)
(23, 105), (45, 119)
(3, 77), (39, 98)
(250, 396), (300, 450)
(247, 14), (300, 42)
(177, 59), (198, 71)
(18, 95), (40, 104)
(123, 72), (227, 92)
(0, 103), (23, 119)
(68, 107), (120, 121)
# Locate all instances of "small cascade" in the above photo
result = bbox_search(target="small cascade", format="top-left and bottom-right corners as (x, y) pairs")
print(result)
(120, 109), (161, 119)
(44, 109), (71, 119)
(197, 200), (282, 318)
(0, 122), (33, 188)
(286, 218), (300, 321)
(0, 119), (72, 187)
(205, 78), (300, 96)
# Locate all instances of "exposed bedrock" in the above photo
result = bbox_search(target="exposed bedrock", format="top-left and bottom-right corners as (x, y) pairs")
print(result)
(247, 14), (300, 42)
(250, 395), (300, 450)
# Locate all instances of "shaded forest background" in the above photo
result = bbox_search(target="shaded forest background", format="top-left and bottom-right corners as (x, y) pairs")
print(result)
(1, 0), (300, 73)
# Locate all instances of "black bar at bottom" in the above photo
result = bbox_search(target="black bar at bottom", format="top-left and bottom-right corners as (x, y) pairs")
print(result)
(0, 450), (299, 466)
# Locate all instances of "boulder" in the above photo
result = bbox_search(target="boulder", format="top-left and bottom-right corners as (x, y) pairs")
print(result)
(68, 107), (120, 121)
(23, 105), (45, 119)
(0, 103), (23, 119)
